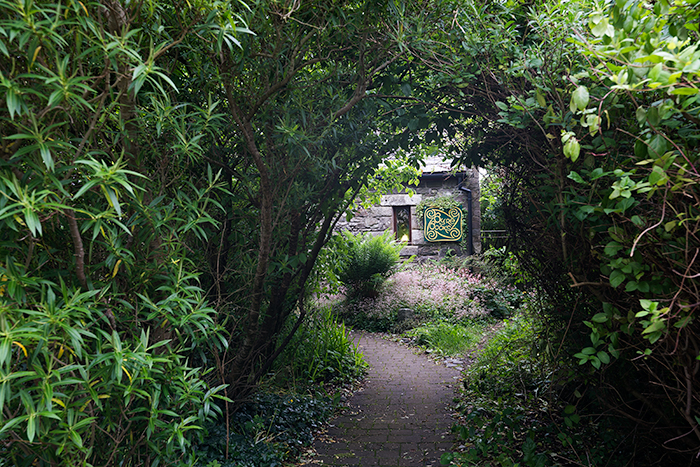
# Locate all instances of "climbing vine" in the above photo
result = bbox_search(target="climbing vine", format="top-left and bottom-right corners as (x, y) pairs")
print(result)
(421, 0), (699, 461)
(416, 195), (469, 247)
(415, 195), (466, 228)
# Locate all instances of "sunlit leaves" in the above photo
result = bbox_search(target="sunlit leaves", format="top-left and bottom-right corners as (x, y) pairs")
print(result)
(73, 158), (144, 217)
(561, 131), (580, 162)
(635, 299), (669, 344)
(0, 174), (68, 237)
(570, 85), (589, 112)
(589, 12), (614, 38)
(131, 60), (178, 96)
(42, 55), (95, 110)
(0, 73), (27, 120)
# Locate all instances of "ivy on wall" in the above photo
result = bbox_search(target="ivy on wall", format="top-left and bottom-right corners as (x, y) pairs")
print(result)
(416, 195), (469, 246)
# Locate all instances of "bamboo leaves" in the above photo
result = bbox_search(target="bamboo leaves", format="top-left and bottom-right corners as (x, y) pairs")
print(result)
(0, 0), (242, 464)
(74, 158), (144, 217)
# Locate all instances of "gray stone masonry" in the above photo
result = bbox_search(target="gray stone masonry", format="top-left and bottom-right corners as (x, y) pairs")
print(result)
(335, 166), (481, 259)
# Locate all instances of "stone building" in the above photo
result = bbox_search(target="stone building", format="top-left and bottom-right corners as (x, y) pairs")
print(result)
(336, 157), (481, 260)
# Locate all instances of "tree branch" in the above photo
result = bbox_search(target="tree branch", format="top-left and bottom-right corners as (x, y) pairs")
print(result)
(65, 209), (87, 289)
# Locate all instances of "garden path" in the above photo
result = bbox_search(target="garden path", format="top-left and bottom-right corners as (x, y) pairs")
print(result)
(309, 331), (461, 467)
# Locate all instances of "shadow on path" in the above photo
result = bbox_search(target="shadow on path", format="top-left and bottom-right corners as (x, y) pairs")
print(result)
(310, 331), (460, 466)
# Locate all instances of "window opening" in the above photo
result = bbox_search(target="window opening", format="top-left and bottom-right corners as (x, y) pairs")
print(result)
(393, 206), (411, 243)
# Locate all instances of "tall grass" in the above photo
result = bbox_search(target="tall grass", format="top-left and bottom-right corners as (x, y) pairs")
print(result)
(272, 306), (366, 388)
(406, 321), (482, 357)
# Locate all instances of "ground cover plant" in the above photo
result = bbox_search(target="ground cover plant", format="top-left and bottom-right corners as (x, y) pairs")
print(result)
(444, 312), (634, 467)
(187, 307), (365, 467)
(334, 259), (525, 333)
(194, 392), (337, 467)
(193, 299), (367, 467)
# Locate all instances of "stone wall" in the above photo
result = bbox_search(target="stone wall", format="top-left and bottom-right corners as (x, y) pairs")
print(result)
(335, 167), (481, 260)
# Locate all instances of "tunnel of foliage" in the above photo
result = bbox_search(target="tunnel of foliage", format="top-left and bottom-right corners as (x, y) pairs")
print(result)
(0, 0), (698, 465)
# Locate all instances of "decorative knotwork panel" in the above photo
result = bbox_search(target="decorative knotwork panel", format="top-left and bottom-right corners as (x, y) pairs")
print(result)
(424, 206), (463, 242)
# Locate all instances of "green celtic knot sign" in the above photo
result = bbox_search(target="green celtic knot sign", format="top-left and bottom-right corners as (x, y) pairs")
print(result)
(424, 206), (463, 242)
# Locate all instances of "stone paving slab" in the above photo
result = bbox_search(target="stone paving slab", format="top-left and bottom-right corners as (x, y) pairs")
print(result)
(310, 331), (460, 467)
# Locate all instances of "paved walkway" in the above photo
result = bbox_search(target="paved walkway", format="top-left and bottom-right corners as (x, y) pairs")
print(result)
(310, 331), (461, 466)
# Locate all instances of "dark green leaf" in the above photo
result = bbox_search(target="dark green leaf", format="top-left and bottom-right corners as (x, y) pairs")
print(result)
(610, 269), (625, 288)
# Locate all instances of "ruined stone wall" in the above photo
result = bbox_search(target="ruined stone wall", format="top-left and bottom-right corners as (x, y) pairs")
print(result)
(335, 167), (481, 260)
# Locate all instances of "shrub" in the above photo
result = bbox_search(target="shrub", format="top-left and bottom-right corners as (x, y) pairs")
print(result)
(195, 392), (336, 467)
(0, 279), (228, 466)
(193, 306), (365, 467)
(0, 1), (237, 464)
(462, 314), (543, 399)
(335, 231), (403, 299)
(449, 313), (631, 467)
(272, 306), (366, 387)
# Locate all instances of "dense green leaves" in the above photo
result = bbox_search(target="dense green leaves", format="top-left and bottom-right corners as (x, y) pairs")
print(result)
(0, 0), (243, 464)
(336, 231), (404, 299)
(422, 0), (699, 461)
(201, 0), (455, 394)
(1, 0), (696, 463)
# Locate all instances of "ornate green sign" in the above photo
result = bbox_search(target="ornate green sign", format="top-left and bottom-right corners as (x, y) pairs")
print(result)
(424, 206), (464, 242)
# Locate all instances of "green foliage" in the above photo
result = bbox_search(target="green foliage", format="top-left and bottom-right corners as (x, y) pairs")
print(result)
(195, 0), (453, 392)
(0, 282), (227, 466)
(426, 0), (699, 459)
(195, 392), (336, 467)
(472, 285), (524, 320)
(443, 409), (550, 467)
(405, 321), (481, 357)
(0, 0), (242, 464)
(352, 154), (422, 210)
(339, 309), (397, 333)
(448, 314), (630, 467)
(336, 231), (404, 299)
(195, 306), (365, 467)
(479, 169), (507, 235)
(481, 247), (530, 287)
(416, 195), (466, 227)
(272, 306), (366, 388)
(561, 0), (700, 351)
(463, 315), (543, 400)
(554, 1), (699, 455)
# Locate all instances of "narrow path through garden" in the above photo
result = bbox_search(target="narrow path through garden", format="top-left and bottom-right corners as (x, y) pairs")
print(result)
(309, 331), (461, 467)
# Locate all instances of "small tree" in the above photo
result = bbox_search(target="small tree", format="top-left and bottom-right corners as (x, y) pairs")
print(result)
(0, 0), (243, 463)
